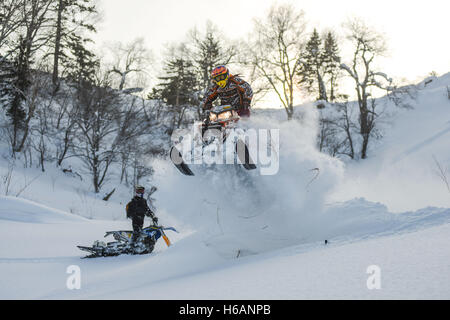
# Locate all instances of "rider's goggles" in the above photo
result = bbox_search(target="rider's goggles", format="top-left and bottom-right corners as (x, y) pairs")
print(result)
(213, 74), (228, 83)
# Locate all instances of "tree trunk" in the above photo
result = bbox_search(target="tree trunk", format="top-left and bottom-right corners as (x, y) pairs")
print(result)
(358, 88), (370, 159)
(52, 0), (64, 90)
(317, 71), (328, 102)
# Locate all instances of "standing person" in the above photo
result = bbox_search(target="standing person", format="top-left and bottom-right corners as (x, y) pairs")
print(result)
(202, 65), (253, 117)
(126, 185), (158, 244)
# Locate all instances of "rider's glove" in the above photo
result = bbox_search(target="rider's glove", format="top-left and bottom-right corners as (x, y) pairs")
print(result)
(152, 216), (158, 225)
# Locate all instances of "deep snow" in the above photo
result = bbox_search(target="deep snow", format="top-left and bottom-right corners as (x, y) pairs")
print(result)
(1, 196), (449, 299)
(0, 73), (450, 299)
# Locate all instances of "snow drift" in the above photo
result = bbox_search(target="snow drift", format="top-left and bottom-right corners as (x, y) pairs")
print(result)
(0, 196), (86, 224)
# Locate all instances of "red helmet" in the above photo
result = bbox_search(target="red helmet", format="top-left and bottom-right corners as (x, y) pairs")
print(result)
(211, 65), (229, 88)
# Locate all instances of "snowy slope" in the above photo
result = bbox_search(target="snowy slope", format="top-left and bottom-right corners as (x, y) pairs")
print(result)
(329, 73), (450, 212)
(1, 73), (450, 299)
(0, 197), (449, 299)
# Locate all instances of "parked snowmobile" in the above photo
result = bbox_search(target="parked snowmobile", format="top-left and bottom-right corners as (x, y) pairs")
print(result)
(77, 225), (178, 258)
(170, 105), (256, 176)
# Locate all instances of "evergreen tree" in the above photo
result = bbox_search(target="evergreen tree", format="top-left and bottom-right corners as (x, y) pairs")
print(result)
(322, 31), (340, 101)
(190, 22), (236, 116)
(299, 28), (328, 101)
(157, 58), (197, 106)
(5, 37), (29, 149)
(62, 33), (99, 87)
(49, 0), (97, 90)
(193, 28), (222, 92)
(150, 46), (198, 131)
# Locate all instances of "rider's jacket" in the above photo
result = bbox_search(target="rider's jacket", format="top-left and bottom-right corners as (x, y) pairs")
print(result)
(201, 75), (253, 116)
(126, 196), (155, 221)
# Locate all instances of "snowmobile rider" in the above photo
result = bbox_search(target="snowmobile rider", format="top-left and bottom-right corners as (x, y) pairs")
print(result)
(201, 65), (253, 117)
(126, 185), (158, 243)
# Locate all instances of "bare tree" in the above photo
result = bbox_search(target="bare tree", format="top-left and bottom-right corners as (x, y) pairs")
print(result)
(51, 87), (79, 166)
(107, 37), (152, 91)
(317, 99), (356, 159)
(72, 75), (120, 193)
(4, 0), (53, 154)
(6, 69), (52, 155)
(30, 75), (55, 171)
(386, 83), (417, 109)
(340, 18), (393, 159)
(334, 100), (357, 159)
(72, 66), (155, 193)
(243, 4), (307, 120)
(0, 0), (24, 62)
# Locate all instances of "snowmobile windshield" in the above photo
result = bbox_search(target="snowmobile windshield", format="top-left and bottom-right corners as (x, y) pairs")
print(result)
(209, 110), (235, 123)
(209, 112), (218, 122)
(218, 111), (232, 120)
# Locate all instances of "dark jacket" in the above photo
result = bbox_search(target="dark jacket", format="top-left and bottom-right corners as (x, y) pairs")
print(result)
(126, 196), (156, 221)
(202, 75), (253, 114)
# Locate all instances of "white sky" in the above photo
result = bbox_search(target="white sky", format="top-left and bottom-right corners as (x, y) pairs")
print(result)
(94, 0), (450, 105)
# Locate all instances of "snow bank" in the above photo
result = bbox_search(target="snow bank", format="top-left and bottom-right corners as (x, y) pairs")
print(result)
(0, 155), (132, 221)
(317, 198), (450, 242)
(329, 72), (450, 212)
(0, 196), (86, 224)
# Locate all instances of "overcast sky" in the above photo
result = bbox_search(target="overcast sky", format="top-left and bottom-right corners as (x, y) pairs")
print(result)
(94, 0), (449, 104)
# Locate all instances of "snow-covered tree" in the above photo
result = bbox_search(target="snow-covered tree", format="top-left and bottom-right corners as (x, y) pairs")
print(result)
(3, 0), (53, 154)
(340, 18), (392, 159)
(71, 71), (123, 193)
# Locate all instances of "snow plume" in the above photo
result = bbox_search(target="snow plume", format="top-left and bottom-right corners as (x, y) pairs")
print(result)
(152, 105), (345, 258)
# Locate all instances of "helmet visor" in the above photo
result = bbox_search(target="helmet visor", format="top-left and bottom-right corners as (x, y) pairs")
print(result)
(213, 74), (228, 83)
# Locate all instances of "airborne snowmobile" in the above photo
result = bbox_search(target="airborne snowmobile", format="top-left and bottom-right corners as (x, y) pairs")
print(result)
(77, 225), (178, 258)
(169, 105), (257, 176)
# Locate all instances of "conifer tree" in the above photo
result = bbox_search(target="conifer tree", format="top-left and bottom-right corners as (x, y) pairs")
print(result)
(299, 28), (328, 101)
(322, 31), (340, 101)
(150, 45), (198, 130)
(62, 33), (99, 87)
(49, 0), (97, 90)
(190, 22), (236, 116)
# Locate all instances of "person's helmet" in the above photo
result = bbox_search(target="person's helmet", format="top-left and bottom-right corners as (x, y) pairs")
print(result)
(211, 65), (229, 88)
(135, 185), (145, 197)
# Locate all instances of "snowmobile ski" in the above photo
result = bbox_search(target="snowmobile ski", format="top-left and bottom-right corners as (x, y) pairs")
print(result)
(236, 139), (257, 171)
(170, 146), (195, 176)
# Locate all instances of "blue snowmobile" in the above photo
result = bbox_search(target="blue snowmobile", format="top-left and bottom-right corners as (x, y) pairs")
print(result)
(77, 225), (178, 258)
